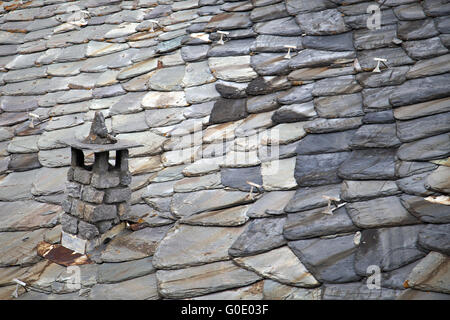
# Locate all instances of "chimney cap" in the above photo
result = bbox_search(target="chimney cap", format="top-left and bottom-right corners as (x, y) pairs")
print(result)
(60, 112), (143, 152)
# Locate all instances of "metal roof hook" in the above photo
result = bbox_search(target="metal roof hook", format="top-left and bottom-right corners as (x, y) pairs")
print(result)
(284, 45), (296, 59)
(217, 31), (229, 45)
(373, 57), (388, 73)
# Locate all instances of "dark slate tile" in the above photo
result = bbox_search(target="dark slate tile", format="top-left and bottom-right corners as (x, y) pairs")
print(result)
(205, 12), (252, 32)
(344, 9), (398, 30)
(314, 93), (364, 118)
(402, 37), (449, 60)
(220, 166), (262, 192)
(251, 35), (303, 53)
(283, 205), (358, 240)
(228, 217), (286, 257)
(422, 0), (450, 17)
(207, 38), (254, 57)
(246, 92), (279, 113)
(396, 161), (438, 178)
(346, 196), (420, 229)
(356, 67), (409, 88)
(284, 184), (342, 213)
(396, 172), (435, 197)
(209, 98), (248, 124)
(8, 153), (42, 172)
(304, 117), (363, 134)
(397, 18), (439, 41)
(418, 224), (450, 255)
(289, 234), (361, 283)
(393, 3), (426, 21)
(362, 110), (395, 124)
(338, 149), (397, 180)
(362, 86), (396, 111)
(209, 28), (257, 41)
(396, 133), (450, 161)
(381, 260), (421, 290)
(250, 53), (291, 76)
(341, 180), (400, 202)
(295, 9), (350, 36)
(400, 194), (450, 224)
(349, 123), (401, 148)
(277, 84), (314, 105)
(296, 130), (357, 155)
(215, 81), (247, 99)
(353, 25), (398, 50)
(253, 17), (302, 36)
(295, 152), (350, 187)
(357, 47), (414, 71)
(288, 49), (355, 69)
(250, 2), (289, 22)
(246, 76), (291, 96)
(286, 0), (336, 13)
(322, 282), (402, 300)
(272, 101), (316, 123)
(354, 225), (427, 275)
(312, 75), (362, 97)
(301, 32), (353, 51)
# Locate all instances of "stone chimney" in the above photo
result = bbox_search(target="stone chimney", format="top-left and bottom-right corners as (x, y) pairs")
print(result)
(60, 112), (142, 254)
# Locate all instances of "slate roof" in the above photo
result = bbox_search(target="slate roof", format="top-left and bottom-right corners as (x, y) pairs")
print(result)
(0, 0), (449, 300)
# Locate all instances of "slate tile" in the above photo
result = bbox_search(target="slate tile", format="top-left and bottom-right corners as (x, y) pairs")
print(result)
(288, 49), (355, 69)
(253, 17), (302, 36)
(322, 282), (402, 300)
(356, 66), (409, 88)
(156, 260), (261, 299)
(284, 205), (357, 240)
(314, 93), (363, 118)
(397, 112), (450, 143)
(418, 225), (450, 256)
(277, 83), (314, 105)
(350, 123), (401, 148)
(153, 223), (245, 269)
(289, 234), (361, 283)
(296, 130), (356, 155)
(272, 101), (316, 123)
(209, 55), (257, 82)
(398, 18), (439, 41)
(234, 246), (319, 287)
(284, 183), (342, 213)
(250, 53), (291, 76)
(302, 32), (353, 51)
(346, 196), (420, 229)
(204, 12), (252, 31)
(304, 117), (362, 133)
(207, 38), (253, 57)
(407, 54), (450, 79)
(354, 225), (426, 275)
(251, 35), (302, 53)
(400, 194), (450, 224)
(312, 75), (362, 96)
(229, 217), (286, 257)
(397, 133), (450, 161)
(295, 152), (350, 187)
(295, 9), (349, 35)
(357, 47), (414, 71)
(221, 166), (262, 191)
(338, 149), (397, 180)
(341, 180), (400, 202)
(353, 25), (398, 50)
